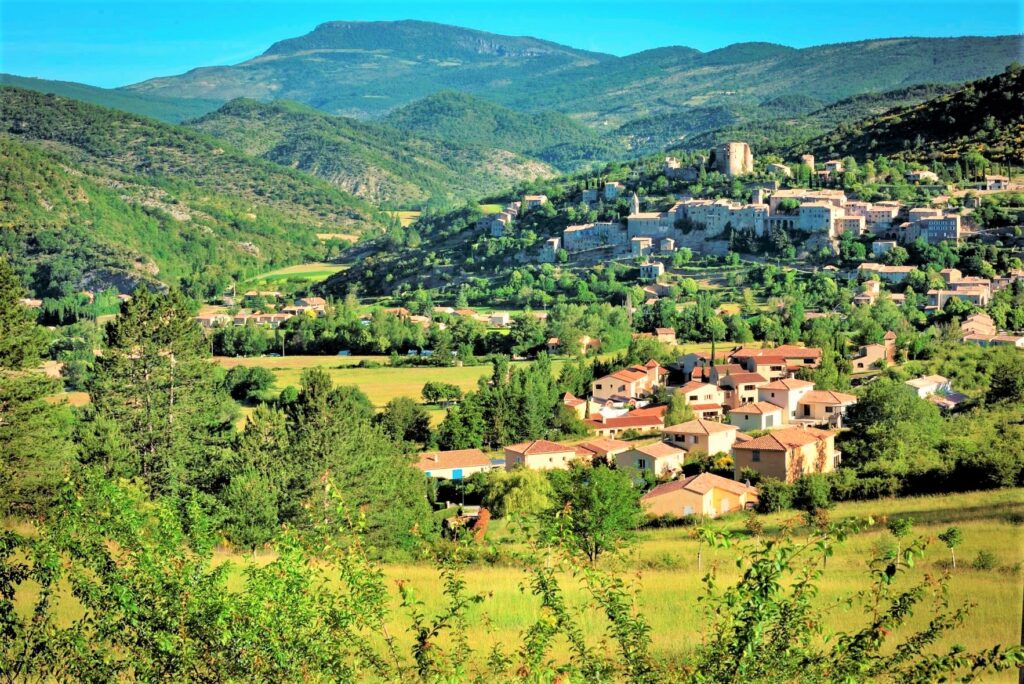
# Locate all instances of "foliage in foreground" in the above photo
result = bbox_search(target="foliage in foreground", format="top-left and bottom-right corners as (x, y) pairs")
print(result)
(2, 477), (1021, 683)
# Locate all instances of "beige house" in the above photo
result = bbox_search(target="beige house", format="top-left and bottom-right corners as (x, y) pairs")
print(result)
(591, 361), (665, 402)
(728, 401), (784, 431)
(728, 345), (821, 380)
(905, 375), (952, 399)
(415, 449), (503, 480)
(616, 442), (686, 477)
(732, 426), (838, 483)
(796, 390), (858, 426)
(655, 327), (677, 344)
(504, 440), (578, 471)
(641, 473), (759, 518)
(718, 372), (769, 409)
(757, 378), (815, 422)
(663, 419), (739, 456)
(573, 437), (632, 462)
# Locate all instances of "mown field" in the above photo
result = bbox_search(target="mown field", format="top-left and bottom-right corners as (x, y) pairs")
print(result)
(215, 355), (569, 409)
(241, 261), (347, 286)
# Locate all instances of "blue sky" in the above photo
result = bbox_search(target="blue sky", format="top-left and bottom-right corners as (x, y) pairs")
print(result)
(2, 0), (1022, 88)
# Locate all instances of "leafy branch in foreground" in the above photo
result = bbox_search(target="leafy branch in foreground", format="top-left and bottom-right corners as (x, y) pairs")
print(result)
(689, 519), (1023, 683)
(2, 477), (1021, 683)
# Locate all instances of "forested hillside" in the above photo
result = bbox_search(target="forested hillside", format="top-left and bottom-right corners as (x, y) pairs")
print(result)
(800, 65), (1024, 163)
(189, 98), (554, 206)
(121, 22), (1020, 139)
(0, 88), (383, 297)
(672, 84), (960, 154)
(382, 91), (625, 171)
(0, 73), (222, 123)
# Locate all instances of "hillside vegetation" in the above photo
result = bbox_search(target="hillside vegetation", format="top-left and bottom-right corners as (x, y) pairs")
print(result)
(674, 84), (960, 154)
(382, 91), (625, 171)
(121, 22), (1020, 142)
(0, 87), (382, 297)
(0, 73), (223, 123)
(189, 98), (554, 207)
(125, 20), (610, 118)
(801, 65), (1024, 163)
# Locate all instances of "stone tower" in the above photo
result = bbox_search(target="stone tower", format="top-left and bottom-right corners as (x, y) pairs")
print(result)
(713, 142), (754, 178)
(630, 192), (640, 215)
(800, 154), (815, 169)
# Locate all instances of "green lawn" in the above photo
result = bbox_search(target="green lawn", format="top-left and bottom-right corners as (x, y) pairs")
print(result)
(215, 355), (568, 408)
(241, 262), (346, 286)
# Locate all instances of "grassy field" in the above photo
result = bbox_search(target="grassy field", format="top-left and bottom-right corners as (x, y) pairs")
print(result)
(215, 355), (569, 408)
(377, 489), (1024, 677)
(386, 210), (422, 227)
(10, 489), (1022, 678)
(241, 262), (346, 286)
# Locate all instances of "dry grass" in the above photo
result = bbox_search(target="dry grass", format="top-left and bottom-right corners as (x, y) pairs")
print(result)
(386, 210), (422, 227)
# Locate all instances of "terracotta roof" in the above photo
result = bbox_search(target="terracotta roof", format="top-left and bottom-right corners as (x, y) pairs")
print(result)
(574, 438), (632, 457)
(728, 401), (783, 415)
(664, 418), (737, 435)
(415, 449), (493, 472)
(655, 328), (674, 335)
(760, 378), (814, 391)
(608, 368), (648, 383)
(678, 381), (718, 394)
(718, 372), (767, 386)
(562, 392), (585, 407)
(585, 412), (664, 430)
(732, 426), (834, 452)
(629, 405), (668, 419)
(798, 390), (858, 405)
(731, 345), (821, 360)
(691, 403), (722, 411)
(505, 439), (572, 455)
(642, 472), (756, 500)
(629, 442), (686, 458)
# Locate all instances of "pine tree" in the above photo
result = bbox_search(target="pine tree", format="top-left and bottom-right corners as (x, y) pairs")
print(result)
(87, 287), (236, 497)
(0, 258), (75, 515)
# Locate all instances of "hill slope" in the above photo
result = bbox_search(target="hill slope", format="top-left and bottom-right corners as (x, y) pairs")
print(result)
(381, 91), (625, 170)
(800, 66), (1024, 162)
(125, 20), (611, 118)
(188, 98), (554, 207)
(499, 35), (1024, 127)
(0, 87), (382, 297)
(0, 74), (222, 123)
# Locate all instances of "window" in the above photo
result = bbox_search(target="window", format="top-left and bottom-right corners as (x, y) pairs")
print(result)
(765, 415), (773, 427)
(826, 406), (834, 414)
(637, 459), (647, 469)
(803, 405), (811, 417)
(752, 450), (761, 462)
(683, 506), (694, 516)
(596, 383), (603, 389)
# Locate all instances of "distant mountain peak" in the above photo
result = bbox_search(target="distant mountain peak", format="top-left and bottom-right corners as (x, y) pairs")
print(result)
(261, 19), (612, 60)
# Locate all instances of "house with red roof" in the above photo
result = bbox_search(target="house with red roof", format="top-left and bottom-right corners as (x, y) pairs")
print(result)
(727, 401), (784, 432)
(731, 426), (838, 483)
(728, 345), (822, 380)
(757, 378), (815, 422)
(584, 405), (667, 438)
(503, 440), (580, 471)
(663, 418), (739, 456)
(590, 360), (667, 403)
(415, 449), (504, 480)
(573, 437), (633, 462)
(796, 390), (858, 426)
(615, 441), (686, 477)
(642, 473), (759, 518)
(717, 371), (769, 409)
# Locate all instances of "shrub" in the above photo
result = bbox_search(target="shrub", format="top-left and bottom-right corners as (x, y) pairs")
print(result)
(972, 549), (997, 571)
(756, 478), (794, 513)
